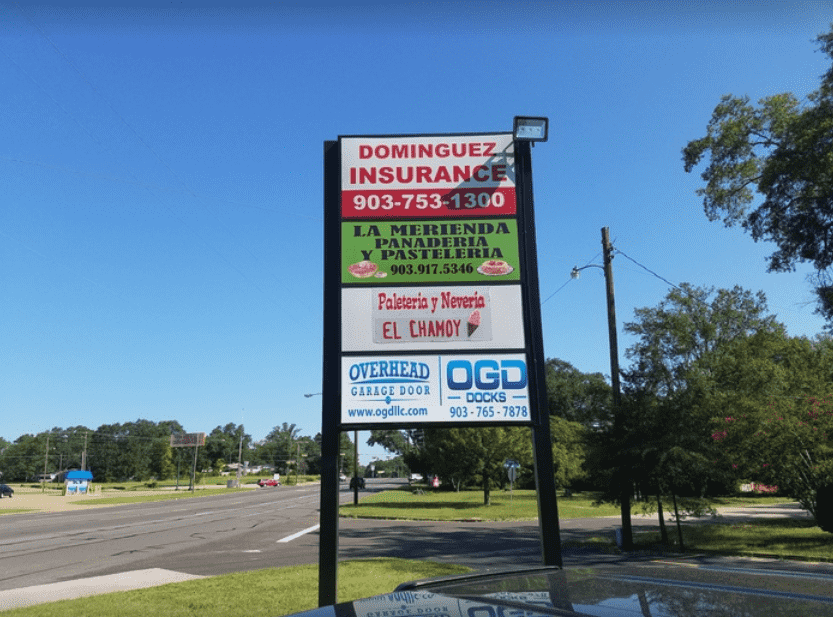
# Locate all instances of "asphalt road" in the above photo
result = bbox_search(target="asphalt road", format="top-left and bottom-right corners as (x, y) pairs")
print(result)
(0, 482), (340, 591)
(3, 478), (832, 596)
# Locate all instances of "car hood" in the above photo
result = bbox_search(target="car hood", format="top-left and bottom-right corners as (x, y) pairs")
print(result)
(291, 563), (833, 617)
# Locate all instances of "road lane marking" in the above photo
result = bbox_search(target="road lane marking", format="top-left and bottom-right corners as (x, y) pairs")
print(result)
(277, 524), (320, 543)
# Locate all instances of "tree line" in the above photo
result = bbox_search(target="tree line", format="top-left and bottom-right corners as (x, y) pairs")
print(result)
(0, 421), (357, 484)
(370, 284), (833, 534)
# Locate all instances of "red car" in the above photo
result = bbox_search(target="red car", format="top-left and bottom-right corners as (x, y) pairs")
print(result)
(257, 478), (279, 487)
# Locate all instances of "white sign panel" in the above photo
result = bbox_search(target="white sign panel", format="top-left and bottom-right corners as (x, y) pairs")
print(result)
(340, 134), (516, 220)
(341, 353), (530, 424)
(342, 286), (525, 352)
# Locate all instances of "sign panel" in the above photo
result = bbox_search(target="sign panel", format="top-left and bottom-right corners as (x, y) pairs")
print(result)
(341, 134), (516, 219)
(341, 285), (525, 351)
(341, 353), (530, 424)
(170, 433), (206, 447)
(373, 286), (492, 344)
(341, 219), (521, 284)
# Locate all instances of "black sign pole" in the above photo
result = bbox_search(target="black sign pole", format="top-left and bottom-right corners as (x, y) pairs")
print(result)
(515, 140), (563, 568)
(319, 140), (342, 606)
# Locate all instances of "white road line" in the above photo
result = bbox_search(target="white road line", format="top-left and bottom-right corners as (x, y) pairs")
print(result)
(277, 524), (320, 543)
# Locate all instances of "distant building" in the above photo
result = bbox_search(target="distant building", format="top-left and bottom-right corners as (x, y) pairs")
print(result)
(65, 470), (94, 494)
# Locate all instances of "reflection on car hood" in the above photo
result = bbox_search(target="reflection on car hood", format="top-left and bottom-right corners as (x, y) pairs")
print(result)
(291, 563), (833, 617)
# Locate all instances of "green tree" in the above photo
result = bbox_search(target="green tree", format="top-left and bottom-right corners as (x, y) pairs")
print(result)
(545, 358), (612, 428)
(204, 423), (251, 472)
(417, 427), (530, 504)
(259, 423), (302, 474)
(311, 432), (356, 478)
(549, 416), (587, 489)
(614, 285), (782, 516)
(683, 26), (833, 321)
(709, 332), (833, 530)
(367, 429), (423, 456)
(0, 434), (44, 481)
(88, 420), (184, 482)
(625, 284), (780, 396)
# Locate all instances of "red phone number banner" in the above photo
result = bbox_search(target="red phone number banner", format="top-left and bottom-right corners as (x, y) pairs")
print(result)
(341, 134), (516, 219)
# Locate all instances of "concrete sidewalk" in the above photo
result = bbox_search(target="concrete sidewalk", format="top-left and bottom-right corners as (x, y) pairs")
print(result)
(0, 569), (203, 611)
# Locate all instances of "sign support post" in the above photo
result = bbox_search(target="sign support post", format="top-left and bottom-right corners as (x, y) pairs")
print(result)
(319, 140), (342, 607)
(515, 139), (562, 567)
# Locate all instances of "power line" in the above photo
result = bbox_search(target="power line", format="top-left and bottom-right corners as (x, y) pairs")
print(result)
(614, 247), (683, 293)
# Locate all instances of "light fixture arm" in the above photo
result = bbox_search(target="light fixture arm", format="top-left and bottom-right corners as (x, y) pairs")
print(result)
(570, 264), (604, 279)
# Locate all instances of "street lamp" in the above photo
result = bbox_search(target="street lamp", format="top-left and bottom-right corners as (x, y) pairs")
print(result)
(571, 227), (633, 550)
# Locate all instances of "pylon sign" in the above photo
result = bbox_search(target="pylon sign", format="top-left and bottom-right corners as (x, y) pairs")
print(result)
(319, 129), (561, 606)
(334, 133), (534, 426)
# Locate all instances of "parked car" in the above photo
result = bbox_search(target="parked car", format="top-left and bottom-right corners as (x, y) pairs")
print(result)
(0, 484), (13, 498)
(257, 478), (279, 487)
(291, 563), (833, 617)
(349, 476), (365, 490)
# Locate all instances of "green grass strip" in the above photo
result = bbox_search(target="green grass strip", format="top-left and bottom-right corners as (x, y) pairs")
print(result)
(1, 559), (471, 617)
(71, 488), (253, 506)
(341, 489), (622, 521)
(635, 518), (833, 561)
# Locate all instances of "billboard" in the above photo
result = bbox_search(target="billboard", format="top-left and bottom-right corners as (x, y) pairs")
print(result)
(337, 132), (526, 425)
(170, 432), (206, 447)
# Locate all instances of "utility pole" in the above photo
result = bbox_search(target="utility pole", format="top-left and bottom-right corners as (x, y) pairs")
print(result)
(42, 433), (50, 493)
(602, 226), (633, 550)
(82, 431), (88, 471)
(237, 432), (244, 485)
(237, 415), (244, 487)
(191, 444), (199, 492)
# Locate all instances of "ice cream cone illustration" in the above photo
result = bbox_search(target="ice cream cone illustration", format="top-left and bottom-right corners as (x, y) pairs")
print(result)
(467, 310), (481, 337)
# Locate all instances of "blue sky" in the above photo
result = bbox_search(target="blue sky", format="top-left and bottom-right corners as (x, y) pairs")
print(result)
(2, 1), (832, 463)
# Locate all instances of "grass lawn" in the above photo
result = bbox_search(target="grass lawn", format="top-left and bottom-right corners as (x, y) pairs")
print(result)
(703, 495), (797, 507)
(1, 559), (470, 617)
(341, 489), (621, 521)
(71, 487), (253, 506)
(635, 518), (833, 561)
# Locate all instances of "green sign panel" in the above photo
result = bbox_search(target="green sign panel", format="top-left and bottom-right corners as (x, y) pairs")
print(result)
(341, 218), (521, 284)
